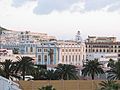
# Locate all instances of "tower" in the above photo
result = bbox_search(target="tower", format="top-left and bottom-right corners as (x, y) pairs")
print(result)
(75, 31), (82, 43)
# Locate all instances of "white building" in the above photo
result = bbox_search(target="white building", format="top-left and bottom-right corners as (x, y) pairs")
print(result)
(57, 31), (86, 66)
(0, 26), (56, 45)
(0, 49), (19, 62)
(57, 40), (86, 66)
(36, 31), (86, 66)
(85, 36), (120, 67)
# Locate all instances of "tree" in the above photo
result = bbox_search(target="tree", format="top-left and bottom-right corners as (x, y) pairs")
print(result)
(107, 59), (115, 68)
(31, 67), (47, 80)
(38, 85), (56, 90)
(107, 60), (120, 80)
(45, 69), (58, 80)
(16, 56), (34, 80)
(13, 48), (19, 54)
(98, 80), (120, 90)
(0, 59), (20, 80)
(55, 64), (79, 80)
(82, 59), (104, 80)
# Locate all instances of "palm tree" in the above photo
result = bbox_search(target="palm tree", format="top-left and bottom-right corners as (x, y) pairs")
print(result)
(82, 59), (104, 80)
(45, 69), (58, 80)
(16, 56), (34, 80)
(55, 64), (79, 80)
(98, 80), (120, 90)
(0, 59), (20, 80)
(31, 67), (47, 80)
(107, 60), (120, 80)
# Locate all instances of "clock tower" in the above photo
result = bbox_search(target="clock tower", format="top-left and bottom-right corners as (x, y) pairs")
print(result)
(75, 31), (82, 43)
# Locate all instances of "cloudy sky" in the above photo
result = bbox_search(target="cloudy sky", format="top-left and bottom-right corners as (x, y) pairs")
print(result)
(0, 0), (120, 40)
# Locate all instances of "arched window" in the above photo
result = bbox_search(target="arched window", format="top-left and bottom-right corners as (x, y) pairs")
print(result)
(72, 55), (74, 62)
(44, 55), (47, 64)
(30, 47), (33, 52)
(76, 55), (77, 62)
(38, 55), (41, 62)
(66, 55), (68, 62)
(62, 55), (64, 62)
(69, 55), (71, 62)
(103, 49), (105, 52)
(96, 49), (98, 52)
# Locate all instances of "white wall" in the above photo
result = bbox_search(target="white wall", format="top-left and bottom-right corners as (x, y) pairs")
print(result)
(0, 76), (21, 90)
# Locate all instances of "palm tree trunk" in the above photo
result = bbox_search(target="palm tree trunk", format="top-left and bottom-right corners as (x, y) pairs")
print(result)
(22, 67), (25, 80)
(91, 74), (94, 80)
(67, 74), (69, 80)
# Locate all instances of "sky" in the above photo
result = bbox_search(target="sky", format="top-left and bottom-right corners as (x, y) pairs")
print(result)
(0, 0), (120, 40)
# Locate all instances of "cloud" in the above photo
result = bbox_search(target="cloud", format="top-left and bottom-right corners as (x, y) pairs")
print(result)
(107, 1), (120, 11)
(33, 0), (80, 14)
(11, 0), (36, 7)
(33, 0), (120, 14)
(84, 0), (120, 11)
(11, 0), (120, 14)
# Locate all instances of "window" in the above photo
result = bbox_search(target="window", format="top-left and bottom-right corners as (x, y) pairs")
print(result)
(27, 35), (29, 40)
(72, 49), (74, 52)
(111, 50), (113, 52)
(66, 55), (68, 62)
(44, 49), (47, 52)
(114, 50), (117, 53)
(79, 55), (80, 61)
(21, 32), (23, 34)
(62, 56), (64, 62)
(76, 49), (77, 52)
(66, 49), (68, 52)
(44, 55), (47, 63)
(72, 55), (74, 61)
(76, 55), (77, 61)
(103, 49), (105, 52)
(62, 49), (64, 52)
(96, 49), (98, 52)
(118, 50), (120, 52)
(118, 54), (120, 57)
(30, 47), (33, 52)
(100, 49), (102, 52)
(38, 49), (41, 52)
(38, 55), (41, 62)
(69, 55), (71, 62)
(92, 49), (95, 52)
(89, 49), (91, 52)
(69, 49), (71, 52)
